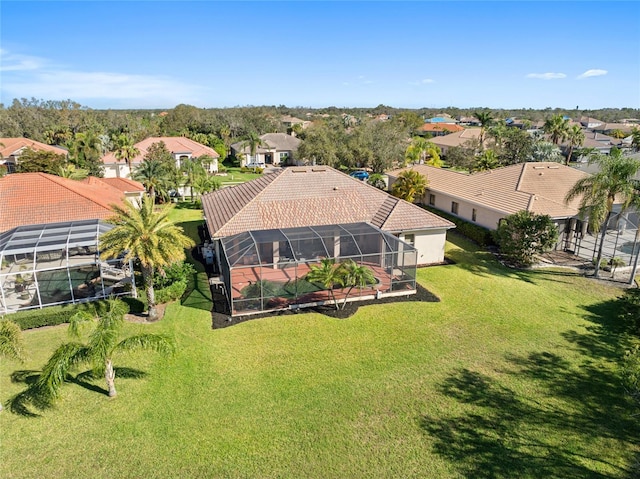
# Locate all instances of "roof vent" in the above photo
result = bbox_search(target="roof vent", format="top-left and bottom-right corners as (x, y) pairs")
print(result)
(548, 165), (560, 169)
(312, 168), (327, 172)
(533, 166), (545, 169)
(291, 168), (307, 173)
(333, 187), (338, 191)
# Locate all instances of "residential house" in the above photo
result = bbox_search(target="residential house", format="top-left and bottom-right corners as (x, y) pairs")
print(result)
(424, 115), (457, 124)
(0, 173), (144, 313)
(429, 128), (482, 155)
(457, 116), (480, 126)
(579, 116), (604, 129)
(230, 133), (302, 168)
(101, 137), (219, 179)
(565, 131), (619, 159)
(201, 166), (454, 316)
(281, 115), (311, 132)
(416, 123), (465, 137)
(0, 138), (68, 174)
(387, 162), (595, 246)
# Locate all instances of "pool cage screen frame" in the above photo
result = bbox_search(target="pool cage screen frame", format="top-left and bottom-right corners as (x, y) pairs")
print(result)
(0, 219), (135, 314)
(218, 222), (418, 316)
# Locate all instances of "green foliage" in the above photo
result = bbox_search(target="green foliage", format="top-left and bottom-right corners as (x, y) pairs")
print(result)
(391, 169), (428, 203)
(405, 137), (442, 167)
(15, 148), (67, 174)
(620, 288), (640, 335)
(543, 114), (570, 145)
(0, 320), (24, 361)
(6, 301), (118, 330)
(495, 211), (559, 266)
(422, 205), (496, 246)
(155, 280), (188, 304)
(367, 173), (387, 190)
(473, 149), (500, 171)
(154, 261), (195, 289)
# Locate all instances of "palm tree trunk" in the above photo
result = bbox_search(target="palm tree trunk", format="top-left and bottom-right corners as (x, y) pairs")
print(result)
(566, 146), (574, 166)
(341, 286), (355, 310)
(105, 358), (117, 397)
(142, 264), (158, 321)
(594, 211), (612, 279)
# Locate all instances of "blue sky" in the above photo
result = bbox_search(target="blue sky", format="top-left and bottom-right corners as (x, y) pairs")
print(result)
(1, 1), (639, 110)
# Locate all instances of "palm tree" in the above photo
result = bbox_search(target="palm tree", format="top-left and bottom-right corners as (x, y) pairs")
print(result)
(33, 299), (174, 403)
(114, 134), (140, 178)
(473, 111), (494, 147)
(99, 197), (195, 321)
(55, 163), (89, 180)
(241, 131), (265, 165)
(405, 137), (442, 167)
(530, 141), (563, 163)
(305, 258), (343, 309)
(193, 174), (221, 197)
(337, 260), (376, 310)
(543, 114), (570, 145)
(565, 125), (585, 165)
(473, 149), (500, 171)
(0, 320), (24, 412)
(133, 159), (170, 202)
(391, 169), (428, 203)
(180, 157), (207, 201)
(565, 150), (640, 279)
(70, 131), (103, 175)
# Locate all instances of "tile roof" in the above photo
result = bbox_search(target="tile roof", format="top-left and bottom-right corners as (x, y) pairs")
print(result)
(201, 166), (453, 237)
(0, 138), (67, 157)
(0, 173), (129, 232)
(429, 128), (482, 148)
(101, 137), (219, 165)
(387, 163), (593, 219)
(417, 123), (465, 133)
(82, 176), (145, 193)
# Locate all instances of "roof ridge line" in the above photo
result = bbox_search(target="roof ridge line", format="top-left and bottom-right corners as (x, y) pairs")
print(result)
(44, 173), (121, 211)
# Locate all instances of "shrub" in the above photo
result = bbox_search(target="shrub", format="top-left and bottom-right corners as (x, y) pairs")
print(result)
(495, 211), (558, 266)
(5, 299), (129, 330)
(421, 205), (495, 246)
(154, 261), (195, 289)
(155, 280), (188, 304)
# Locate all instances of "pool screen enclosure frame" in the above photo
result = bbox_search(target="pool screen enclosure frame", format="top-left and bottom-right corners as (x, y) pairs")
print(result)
(0, 219), (135, 314)
(218, 222), (418, 316)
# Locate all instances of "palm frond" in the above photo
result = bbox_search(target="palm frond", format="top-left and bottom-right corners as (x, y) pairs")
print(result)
(0, 320), (24, 361)
(36, 343), (91, 401)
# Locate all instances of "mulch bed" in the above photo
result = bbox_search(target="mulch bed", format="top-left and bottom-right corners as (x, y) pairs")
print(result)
(211, 282), (439, 329)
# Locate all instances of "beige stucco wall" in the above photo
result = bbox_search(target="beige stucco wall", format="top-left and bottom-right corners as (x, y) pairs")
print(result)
(400, 228), (448, 265)
(425, 190), (505, 230)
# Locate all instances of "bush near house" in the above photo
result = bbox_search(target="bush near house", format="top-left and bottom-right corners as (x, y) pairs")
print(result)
(5, 300), (124, 330)
(495, 210), (558, 267)
(421, 205), (495, 246)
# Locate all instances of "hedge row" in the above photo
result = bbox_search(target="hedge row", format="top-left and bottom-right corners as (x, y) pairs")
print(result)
(5, 300), (125, 330)
(155, 280), (188, 304)
(421, 205), (496, 247)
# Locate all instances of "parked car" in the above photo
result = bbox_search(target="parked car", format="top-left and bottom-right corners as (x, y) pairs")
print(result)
(349, 170), (369, 181)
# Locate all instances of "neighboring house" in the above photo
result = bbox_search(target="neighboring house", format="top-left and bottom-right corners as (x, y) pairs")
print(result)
(505, 118), (545, 130)
(281, 115), (311, 131)
(457, 116), (480, 126)
(429, 128), (482, 155)
(387, 162), (595, 242)
(201, 166), (454, 316)
(565, 131), (619, 159)
(82, 177), (145, 205)
(0, 173), (144, 313)
(0, 138), (67, 173)
(416, 123), (465, 137)
(579, 116), (604, 129)
(230, 133), (302, 168)
(591, 123), (635, 136)
(424, 116), (457, 124)
(101, 137), (219, 179)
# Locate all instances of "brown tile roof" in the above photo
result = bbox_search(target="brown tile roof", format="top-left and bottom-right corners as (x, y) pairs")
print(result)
(0, 138), (67, 157)
(429, 128), (482, 148)
(0, 173), (129, 232)
(387, 163), (593, 219)
(201, 166), (453, 237)
(101, 137), (219, 165)
(417, 123), (465, 133)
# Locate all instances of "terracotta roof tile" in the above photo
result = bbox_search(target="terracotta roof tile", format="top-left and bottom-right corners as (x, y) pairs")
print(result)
(201, 167), (453, 237)
(0, 173), (129, 232)
(101, 137), (219, 165)
(0, 138), (67, 157)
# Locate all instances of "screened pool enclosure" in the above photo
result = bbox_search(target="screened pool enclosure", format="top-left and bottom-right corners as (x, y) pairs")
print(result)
(0, 220), (135, 314)
(218, 223), (417, 316)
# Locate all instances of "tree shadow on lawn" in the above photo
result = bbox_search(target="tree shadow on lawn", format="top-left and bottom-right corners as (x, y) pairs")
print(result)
(420, 294), (639, 478)
(445, 233), (583, 286)
(6, 367), (147, 417)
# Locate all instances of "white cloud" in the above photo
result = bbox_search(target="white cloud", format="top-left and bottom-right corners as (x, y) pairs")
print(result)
(577, 69), (608, 79)
(409, 78), (435, 86)
(0, 49), (43, 72)
(525, 72), (567, 80)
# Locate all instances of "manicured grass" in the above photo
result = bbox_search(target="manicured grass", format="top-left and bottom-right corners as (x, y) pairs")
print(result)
(1, 233), (637, 478)
(218, 167), (263, 186)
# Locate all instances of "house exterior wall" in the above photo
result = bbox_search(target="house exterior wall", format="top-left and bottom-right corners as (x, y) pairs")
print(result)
(103, 156), (218, 179)
(399, 228), (448, 265)
(425, 190), (505, 230)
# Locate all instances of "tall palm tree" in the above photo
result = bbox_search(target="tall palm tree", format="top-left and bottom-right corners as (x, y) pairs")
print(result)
(543, 114), (570, 145)
(565, 150), (640, 279)
(405, 137), (442, 167)
(114, 134), (140, 178)
(70, 131), (103, 175)
(99, 197), (195, 321)
(337, 260), (376, 310)
(564, 125), (585, 165)
(55, 163), (89, 180)
(133, 159), (170, 202)
(0, 320), (24, 412)
(473, 111), (494, 147)
(241, 131), (265, 165)
(32, 299), (174, 404)
(193, 174), (221, 197)
(180, 157), (207, 201)
(305, 258), (343, 309)
(391, 169), (428, 203)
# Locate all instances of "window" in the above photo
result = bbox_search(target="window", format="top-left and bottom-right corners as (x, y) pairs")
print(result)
(429, 194), (435, 206)
(404, 234), (415, 246)
(451, 202), (459, 215)
(472, 208), (477, 222)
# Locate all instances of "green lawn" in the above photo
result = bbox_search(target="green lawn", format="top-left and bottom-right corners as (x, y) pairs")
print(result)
(218, 167), (263, 186)
(1, 232), (638, 478)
